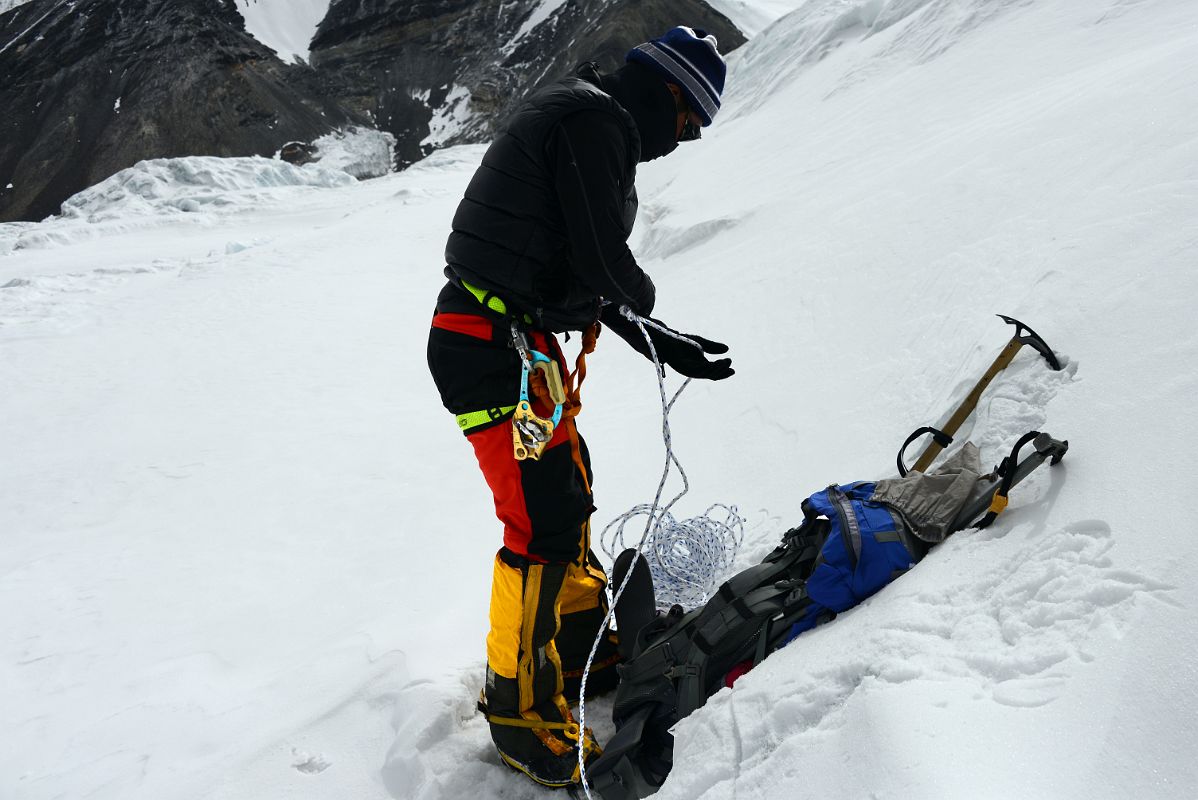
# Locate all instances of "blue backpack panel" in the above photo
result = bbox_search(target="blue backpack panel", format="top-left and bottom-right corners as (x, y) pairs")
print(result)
(784, 482), (925, 644)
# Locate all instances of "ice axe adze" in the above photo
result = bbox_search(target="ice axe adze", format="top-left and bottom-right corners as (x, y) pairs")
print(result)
(898, 315), (1063, 476)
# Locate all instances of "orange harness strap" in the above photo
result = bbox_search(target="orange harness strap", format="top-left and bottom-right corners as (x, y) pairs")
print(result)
(529, 324), (600, 497)
(530, 323), (599, 420)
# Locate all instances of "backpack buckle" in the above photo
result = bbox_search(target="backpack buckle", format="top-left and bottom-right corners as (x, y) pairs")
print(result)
(666, 664), (701, 680)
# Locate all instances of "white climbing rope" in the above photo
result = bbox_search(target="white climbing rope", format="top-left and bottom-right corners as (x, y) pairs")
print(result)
(600, 502), (744, 611)
(575, 307), (743, 799)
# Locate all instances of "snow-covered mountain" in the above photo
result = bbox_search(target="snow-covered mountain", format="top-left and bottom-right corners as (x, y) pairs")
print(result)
(703, 0), (810, 36)
(2, 0), (1196, 799)
(0, 0), (742, 222)
(308, 0), (744, 165)
(234, 0), (332, 63)
(0, 0), (362, 223)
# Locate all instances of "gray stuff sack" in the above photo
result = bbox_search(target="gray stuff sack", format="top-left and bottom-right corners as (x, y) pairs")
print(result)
(872, 442), (983, 543)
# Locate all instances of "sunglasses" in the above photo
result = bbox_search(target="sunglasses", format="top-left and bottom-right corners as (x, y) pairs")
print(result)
(675, 94), (703, 142)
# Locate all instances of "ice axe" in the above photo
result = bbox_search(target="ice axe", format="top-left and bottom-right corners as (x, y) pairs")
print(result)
(900, 315), (1063, 476)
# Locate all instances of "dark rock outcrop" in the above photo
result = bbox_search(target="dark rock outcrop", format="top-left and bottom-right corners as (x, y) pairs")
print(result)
(0, 0), (745, 222)
(0, 0), (362, 222)
(279, 141), (320, 166)
(309, 0), (747, 166)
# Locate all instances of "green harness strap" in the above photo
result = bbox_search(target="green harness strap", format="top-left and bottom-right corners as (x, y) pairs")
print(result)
(456, 405), (517, 433)
(447, 281), (538, 434)
(460, 279), (534, 324)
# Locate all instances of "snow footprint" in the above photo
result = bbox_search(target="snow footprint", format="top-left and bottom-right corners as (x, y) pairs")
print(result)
(912, 518), (1172, 707)
(681, 515), (1172, 768)
(290, 748), (331, 774)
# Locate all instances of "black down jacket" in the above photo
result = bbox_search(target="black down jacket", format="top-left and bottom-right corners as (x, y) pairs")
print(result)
(443, 62), (677, 331)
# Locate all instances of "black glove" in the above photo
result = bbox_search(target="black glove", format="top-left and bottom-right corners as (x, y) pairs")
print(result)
(601, 306), (734, 381)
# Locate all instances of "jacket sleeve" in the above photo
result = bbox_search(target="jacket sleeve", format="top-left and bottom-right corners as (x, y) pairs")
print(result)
(550, 110), (656, 316)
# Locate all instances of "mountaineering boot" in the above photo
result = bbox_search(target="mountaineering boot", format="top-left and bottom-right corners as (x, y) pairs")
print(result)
(482, 551), (600, 787)
(557, 551), (621, 703)
(483, 671), (600, 786)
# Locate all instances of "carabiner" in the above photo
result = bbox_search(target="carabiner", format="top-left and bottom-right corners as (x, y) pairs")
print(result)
(512, 347), (564, 461)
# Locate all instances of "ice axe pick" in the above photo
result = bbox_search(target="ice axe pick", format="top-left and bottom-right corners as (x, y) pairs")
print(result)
(908, 315), (1063, 474)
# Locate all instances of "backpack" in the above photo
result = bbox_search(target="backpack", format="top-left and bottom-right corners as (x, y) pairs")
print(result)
(780, 482), (929, 646)
(581, 430), (1069, 800)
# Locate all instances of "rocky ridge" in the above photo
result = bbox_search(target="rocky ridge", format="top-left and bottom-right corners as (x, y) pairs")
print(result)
(0, 0), (361, 222)
(0, 0), (745, 222)
(309, 0), (746, 166)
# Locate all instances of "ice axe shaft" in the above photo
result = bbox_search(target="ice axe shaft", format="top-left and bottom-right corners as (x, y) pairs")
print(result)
(912, 315), (1062, 474)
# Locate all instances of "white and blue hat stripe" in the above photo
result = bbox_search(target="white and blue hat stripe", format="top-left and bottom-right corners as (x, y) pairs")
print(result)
(627, 27), (726, 126)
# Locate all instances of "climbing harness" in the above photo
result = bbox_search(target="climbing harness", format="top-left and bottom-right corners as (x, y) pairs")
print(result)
(511, 321), (565, 461)
(509, 319), (601, 461)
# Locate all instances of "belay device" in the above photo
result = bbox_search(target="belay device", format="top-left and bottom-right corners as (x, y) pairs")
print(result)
(510, 321), (566, 460)
(577, 315), (1070, 800)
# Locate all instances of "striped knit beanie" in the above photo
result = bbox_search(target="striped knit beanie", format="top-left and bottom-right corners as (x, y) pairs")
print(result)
(626, 26), (726, 126)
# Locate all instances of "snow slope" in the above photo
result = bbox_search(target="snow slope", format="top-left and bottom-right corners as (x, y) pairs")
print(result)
(2, 0), (1197, 799)
(233, 0), (331, 63)
(704, 0), (810, 37)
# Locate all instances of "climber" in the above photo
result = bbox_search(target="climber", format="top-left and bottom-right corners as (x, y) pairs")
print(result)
(425, 26), (734, 788)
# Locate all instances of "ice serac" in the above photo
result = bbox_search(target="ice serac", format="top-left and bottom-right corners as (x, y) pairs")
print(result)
(308, 0), (747, 167)
(0, 0), (362, 222)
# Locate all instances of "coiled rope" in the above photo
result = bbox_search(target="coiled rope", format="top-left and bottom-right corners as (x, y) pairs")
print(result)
(575, 306), (743, 799)
(600, 502), (744, 611)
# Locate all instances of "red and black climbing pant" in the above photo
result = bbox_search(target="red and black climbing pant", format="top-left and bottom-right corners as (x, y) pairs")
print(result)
(427, 311), (595, 563)
(426, 311), (620, 704)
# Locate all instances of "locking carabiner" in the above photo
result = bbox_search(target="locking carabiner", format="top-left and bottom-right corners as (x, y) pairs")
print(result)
(510, 322), (564, 461)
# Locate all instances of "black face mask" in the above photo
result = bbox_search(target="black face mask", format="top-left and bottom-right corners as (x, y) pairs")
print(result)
(643, 130), (679, 161)
(600, 63), (682, 162)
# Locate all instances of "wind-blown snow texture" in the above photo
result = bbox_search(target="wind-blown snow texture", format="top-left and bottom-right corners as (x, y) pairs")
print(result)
(704, 0), (810, 35)
(307, 127), (397, 179)
(2, 1), (1196, 799)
